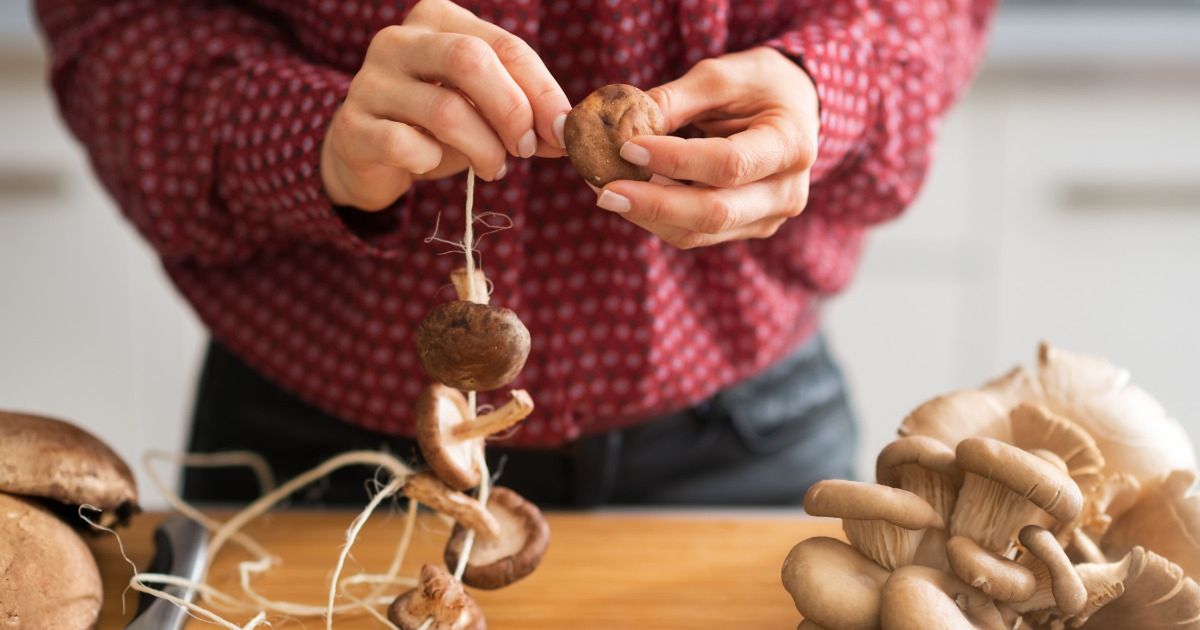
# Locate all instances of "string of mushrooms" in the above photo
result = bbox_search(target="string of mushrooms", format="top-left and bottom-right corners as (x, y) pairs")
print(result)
(782, 342), (1200, 630)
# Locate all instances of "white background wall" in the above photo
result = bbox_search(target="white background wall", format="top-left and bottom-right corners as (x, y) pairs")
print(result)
(1, 5), (1199, 507)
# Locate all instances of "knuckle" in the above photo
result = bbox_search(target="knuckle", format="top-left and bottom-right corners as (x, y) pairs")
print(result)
(427, 91), (467, 129)
(757, 219), (787, 239)
(718, 145), (754, 186)
(491, 34), (531, 65)
(445, 36), (493, 75)
(700, 197), (736, 234)
(672, 232), (707, 250)
(406, 0), (440, 23)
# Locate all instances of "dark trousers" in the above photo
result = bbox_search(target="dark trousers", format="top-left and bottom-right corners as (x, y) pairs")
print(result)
(183, 335), (857, 508)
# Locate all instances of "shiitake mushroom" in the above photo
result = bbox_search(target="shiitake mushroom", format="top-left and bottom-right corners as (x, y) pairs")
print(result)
(415, 301), (530, 392)
(564, 83), (666, 187)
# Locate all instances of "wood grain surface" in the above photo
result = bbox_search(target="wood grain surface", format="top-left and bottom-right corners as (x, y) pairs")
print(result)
(88, 510), (838, 629)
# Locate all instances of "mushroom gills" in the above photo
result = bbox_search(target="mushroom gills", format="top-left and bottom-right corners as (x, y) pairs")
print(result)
(844, 518), (930, 572)
(950, 474), (1057, 556)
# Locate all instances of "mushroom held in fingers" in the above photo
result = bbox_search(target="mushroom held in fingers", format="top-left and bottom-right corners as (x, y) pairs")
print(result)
(415, 300), (531, 392)
(0, 410), (139, 526)
(781, 537), (889, 630)
(880, 565), (1008, 630)
(416, 384), (535, 491)
(1012, 525), (1087, 616)
(564, 83), (666, 187)
(804, 480), (944, 570)
(950, 437), (1083, 556)
(388, 564), (486, 630)
(1103, 468), (1200, 582)
(945, 535), (1037, 603)
(0, 492), (102, 628)
(403, 472), (500, 540)
(444, 486), (549, 590)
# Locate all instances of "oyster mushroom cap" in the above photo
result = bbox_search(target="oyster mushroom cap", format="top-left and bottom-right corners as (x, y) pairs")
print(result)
(804, 480), (944, 570)
(415, 384), (482, 491)
(880, 565), (1008, 630)
(1036, 342), (1197, 484)
(781, 536), (889, 630)
(876, 436), (963, 523)
(898, 389), (1013, 449)
(1010, 403), (1105, 483)
(444, 486), (549, 590)
(388, 564), (486, 630)
(950, 437), (1083, 554)
(1080, 547), (1200, 630)
(0, 410), (138, 524)
(946, 535), (1037, 603)
(1015, 525), (1087, 616)
(0, 491), (102, 628)
(1103, 468), (1200, 583)
(415, 300), (531, 392)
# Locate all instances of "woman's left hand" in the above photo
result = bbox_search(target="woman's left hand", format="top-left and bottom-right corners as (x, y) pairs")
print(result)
(595, 47), (820, 249)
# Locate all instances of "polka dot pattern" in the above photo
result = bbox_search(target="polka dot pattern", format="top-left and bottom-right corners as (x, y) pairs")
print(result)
(38, 0), (995, 446)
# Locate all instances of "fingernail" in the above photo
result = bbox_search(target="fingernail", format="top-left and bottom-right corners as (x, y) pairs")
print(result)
(518, 129), (537, 158)
(495, 163), (508, 180)
(553, 113), (568, 149)
(596, 190), (630, 213)
(620, 142), (650, 166)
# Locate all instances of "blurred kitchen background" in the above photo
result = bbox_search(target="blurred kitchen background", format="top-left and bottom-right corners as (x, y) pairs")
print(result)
(1, 2), (1198, 509)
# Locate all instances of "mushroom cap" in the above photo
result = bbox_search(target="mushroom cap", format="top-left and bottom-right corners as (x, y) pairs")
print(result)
(780, 537), (889, 630)
(1036, 342), (1197, 484)
(388, 564), (486, 630)
(444, 486), (549, 590)
(876, 436), (962, 487)
(1018, 525), (1087, 616)
(1080, 547), (1200, 630)
(415, 384), (482, 491)
(898, 389), (1013, 448)
(564, 84), (666, 187)
(1009, 403), (1105, 482)
(0, 410), (138, 520)
(0, 491), (102, 628)
(415, 301), (531, 392)
(955, 437), (1083, 524)
(880, 565), (1007, 630)
(1103, 468), (1200, 583)
(804, 480), (944, 531)
(946, 535), (1037, 603)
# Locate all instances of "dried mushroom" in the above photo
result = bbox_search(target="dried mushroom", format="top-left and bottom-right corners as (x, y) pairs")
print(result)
(388, 564), (486, 630)
(444, 486), (549, 590)
(416, 384), (534, 491)
(402, 472), (500, 539)
(564, 83), (666, 186)
(415, 300), (531, 392)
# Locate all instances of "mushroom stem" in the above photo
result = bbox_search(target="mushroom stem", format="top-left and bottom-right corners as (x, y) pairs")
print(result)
(452, 390), (534, 440)
(451, 268), (489, 305)
(403, 472), (500, 540)
(842, 519), (928, 571)
(1070, 528), (1108, 565)
(1012, 526), (1087, 616)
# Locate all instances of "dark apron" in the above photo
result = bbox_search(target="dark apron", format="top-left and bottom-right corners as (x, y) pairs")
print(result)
(183, 334), (858, 507)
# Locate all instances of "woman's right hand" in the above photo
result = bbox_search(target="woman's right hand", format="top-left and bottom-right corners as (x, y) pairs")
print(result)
(320, 0), (571, 211)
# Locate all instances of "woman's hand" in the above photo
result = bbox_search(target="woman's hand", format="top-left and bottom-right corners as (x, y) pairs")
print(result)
(321, 0), (571, 210)
(595, 47), (820, 249)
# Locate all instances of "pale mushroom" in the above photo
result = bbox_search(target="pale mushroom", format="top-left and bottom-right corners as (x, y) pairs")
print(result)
(415, 301), (531, 392)
(804, 480), (944, 570)
(898, 389), (1013, 449)
(1103, 468), (1200, 582)
(388, 564), (486, 630)
(1012, 525), (1087, 617)
(880, 565), (1007, 630)
(444, 486), (549, 590)
(781, 536), (889, 630)
(415, 384), (534, 491)
(1009, 403), (1105, 487)
(0, 491), (102, 628)
(945, 535), (1037, 603)
(876, 436), (963, 525)
(402, 472), (500, 539)
(1078, 547), (1200, 629)
(1035, 342), (1197, 485)
(0, 410), (138, 526)
(950, 437), (1083, 556)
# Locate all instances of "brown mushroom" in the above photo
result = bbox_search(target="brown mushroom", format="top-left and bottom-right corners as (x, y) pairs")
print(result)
(1012, 525), (1087, 616)
(950, 437), (1083, 556)
(877, 436), (962, 525)
(945, 535), (1037, 603)
(416, 385), (534, 491)
(1103, 468), (1200, 582)
(388, 564), (486, 630)
(804, 480), (944, 570)
(564, 83), (666, 186)
(880, 565), (1008, 630)
(444, 486), (549, 590)
(415, 300), (531, 392)
(0, 410), (139, 526)
(402, 472), (500, 539)
(781, 537), (889, 630)
(798, 621), (831, 630)
(0, 491), (102, 628)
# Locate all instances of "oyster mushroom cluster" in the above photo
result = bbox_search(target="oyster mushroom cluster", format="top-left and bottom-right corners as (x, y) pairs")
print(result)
(390, 267), (549, 630)
(0, 410), (140, 629)
(782, 343), (1200, 629)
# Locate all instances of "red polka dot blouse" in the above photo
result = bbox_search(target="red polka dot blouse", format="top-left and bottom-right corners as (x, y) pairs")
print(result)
(36, 0), (996, 447)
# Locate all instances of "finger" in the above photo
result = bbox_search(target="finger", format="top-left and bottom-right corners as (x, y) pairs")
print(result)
(599, 171), (807, 234)
(367, 79), (509, 180)
(414, 145), (470, 181)
(621, 213), (785, 250)
(621, 117), (806, 187)
(645, 58), (737, 132)
(413, 0), (571, 149)
(342, 114), (444, 175)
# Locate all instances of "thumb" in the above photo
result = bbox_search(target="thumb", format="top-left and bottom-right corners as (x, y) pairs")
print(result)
(646, 59), (735, 133)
